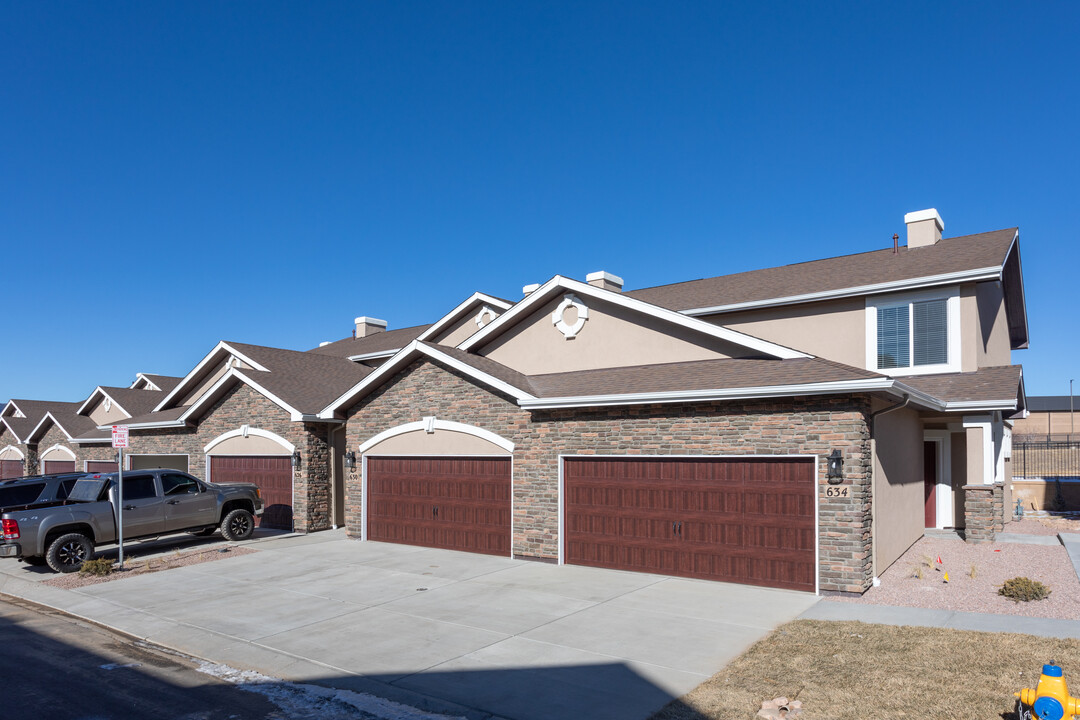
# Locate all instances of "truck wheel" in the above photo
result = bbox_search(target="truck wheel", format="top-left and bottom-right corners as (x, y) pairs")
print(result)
(220, 509), (255, 541)
(45, 533), (94, 573)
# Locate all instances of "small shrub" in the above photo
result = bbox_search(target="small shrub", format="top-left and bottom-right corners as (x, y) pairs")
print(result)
(78, 557), (114, 576)
(910, 563), (924, 579)
(969, 563), (978, 580)
(999, 576), (1051, 603)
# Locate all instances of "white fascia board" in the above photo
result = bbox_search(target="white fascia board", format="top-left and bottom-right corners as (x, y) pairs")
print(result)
(319, 340), (535, 418)
(943, 399), (1019, 412)
(420, 344), (536, 401)
(319, 341), (424, 418)
(346, 349), (400, 362)
(76, 387), (105, 416)
(152, 341), (230, 412)
(680, 266), (1004, 317)
(97, 419), (186, 430)
(28, 412), (73, 442)
(69, 437), (111, 445)
(218, 342), (271, 373)
(518, 378), (897, 410)
(458, 276), (809, 360)
(416, 292), (515, 343)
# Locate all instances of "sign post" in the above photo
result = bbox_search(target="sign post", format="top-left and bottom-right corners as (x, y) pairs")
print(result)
(111, 425), (129, 568)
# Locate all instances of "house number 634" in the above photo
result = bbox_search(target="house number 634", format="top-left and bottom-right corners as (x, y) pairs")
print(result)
(825, 486), (849, 498)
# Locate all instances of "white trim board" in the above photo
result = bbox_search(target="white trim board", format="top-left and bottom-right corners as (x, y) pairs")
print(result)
(356, 418), (515, 455)
(152, 341), (271, 413)
(39, 443), (77, 461)
(457, 275), (810, 360)
(203, 426), (296, 454)
(415, 292), (514, 344)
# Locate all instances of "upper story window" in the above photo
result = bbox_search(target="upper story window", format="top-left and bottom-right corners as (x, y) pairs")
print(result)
(866, 289), (960, 376)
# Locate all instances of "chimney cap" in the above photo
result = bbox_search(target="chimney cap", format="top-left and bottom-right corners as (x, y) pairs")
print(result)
(353, 316), (388, 328)
(522, 283), (541, 295)
(903, 208), (944, 231)
(319, 341), (332, 347)
(586, 271), (625, 286)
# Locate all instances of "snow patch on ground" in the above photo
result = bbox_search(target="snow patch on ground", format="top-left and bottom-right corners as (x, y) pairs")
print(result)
(196, 661), (467, 720)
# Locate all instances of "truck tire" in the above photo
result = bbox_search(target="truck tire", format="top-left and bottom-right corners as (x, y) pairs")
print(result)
(45, 533), (94, 573)
(220, 509), (255, 541)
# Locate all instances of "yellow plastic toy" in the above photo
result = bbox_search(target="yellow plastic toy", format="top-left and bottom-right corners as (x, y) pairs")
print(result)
(1015, 662), (1079, 720)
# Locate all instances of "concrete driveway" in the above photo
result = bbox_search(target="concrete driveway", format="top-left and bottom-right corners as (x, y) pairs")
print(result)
(1, 530), (818, 720)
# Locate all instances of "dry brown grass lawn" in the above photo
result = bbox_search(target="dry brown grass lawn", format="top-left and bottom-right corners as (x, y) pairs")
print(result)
(651, 620), (1080, 720)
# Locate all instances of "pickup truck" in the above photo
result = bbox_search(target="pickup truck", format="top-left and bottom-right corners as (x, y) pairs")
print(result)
(0, 472), (86, 514)
(0, 469), (264, 573)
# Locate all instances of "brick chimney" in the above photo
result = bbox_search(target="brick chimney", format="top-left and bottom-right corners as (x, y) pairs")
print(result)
(586, 271), (624, 292)
(904, 209), (944, 248)
(354, 316), (387, 338)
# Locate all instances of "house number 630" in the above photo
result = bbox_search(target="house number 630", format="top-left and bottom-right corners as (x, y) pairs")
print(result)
(825, 486), (849, 498)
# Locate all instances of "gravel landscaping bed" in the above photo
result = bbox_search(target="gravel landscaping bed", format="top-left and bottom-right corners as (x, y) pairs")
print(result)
(43, 545), (257, 590)
(831, 533), (1080, 620)
(1006, 515), (1080, 536)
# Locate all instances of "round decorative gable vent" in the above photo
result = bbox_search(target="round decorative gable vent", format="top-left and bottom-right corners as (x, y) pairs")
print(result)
(475, 305), (498, 329)
(552, 293), (589, 339)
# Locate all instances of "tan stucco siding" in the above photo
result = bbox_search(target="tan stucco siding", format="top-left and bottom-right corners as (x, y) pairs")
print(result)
(0, 446), (23, 460)
(712, 297), (866, 368)
(975, 281), (1012, 368)
(363, 428), (511, 456)
(205, 434), (293, 456)
(178, 362), (232, 407)
(432, 309), (500, 348)
(481, 296), (749, 375)
(88, 398), (130, 426)
(1013, 480), (1080, 511)
(872, 406), (924, 573)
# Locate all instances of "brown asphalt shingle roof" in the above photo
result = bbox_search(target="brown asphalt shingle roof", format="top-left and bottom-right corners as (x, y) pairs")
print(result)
(3, 400), (81, 442)
(899, 365), (1024, 405)
(626, 228), (1017, 312)
(97, 386), (171, 419)
(419, 343), (538, 395)
(307, 325), (432, 358)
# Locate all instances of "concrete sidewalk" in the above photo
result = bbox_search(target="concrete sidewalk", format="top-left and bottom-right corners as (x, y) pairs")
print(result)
(0, 530), (818, 720)
(801, 600), (1080, 638)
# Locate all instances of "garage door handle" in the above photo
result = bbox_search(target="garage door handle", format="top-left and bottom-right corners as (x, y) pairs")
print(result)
(433, 505), (439, 518)
(678, 522), (682, 536)
(672, 521), (677, 536)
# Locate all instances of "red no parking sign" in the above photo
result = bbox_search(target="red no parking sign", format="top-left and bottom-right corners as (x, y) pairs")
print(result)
(111, 425), (129, 448)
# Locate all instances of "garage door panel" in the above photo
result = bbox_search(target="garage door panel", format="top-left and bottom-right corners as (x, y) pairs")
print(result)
(1, 460), (23, 479)
(566, 457), (816, 592)
(43, 460), (76, 474)
(211, 456), (293, 530)
(86, 461), (119, 473)
(366, 456), (511, 556)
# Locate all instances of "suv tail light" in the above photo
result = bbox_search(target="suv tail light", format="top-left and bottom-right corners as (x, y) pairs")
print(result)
(2, 519), (19, 540)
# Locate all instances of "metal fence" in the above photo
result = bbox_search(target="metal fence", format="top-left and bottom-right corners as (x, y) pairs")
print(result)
(1013, 440), (1080, 479)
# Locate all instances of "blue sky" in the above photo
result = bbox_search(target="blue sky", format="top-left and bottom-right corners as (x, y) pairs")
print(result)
(1, 2), (1077, 402)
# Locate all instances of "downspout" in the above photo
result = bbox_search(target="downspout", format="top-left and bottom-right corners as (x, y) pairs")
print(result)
(867, 393), (911, 582)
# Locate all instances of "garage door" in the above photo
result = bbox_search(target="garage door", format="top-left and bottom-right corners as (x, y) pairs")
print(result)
(42, 460), (76, 474)
(564, 457), (816, 592)
(1, 460), (22, 479)
(86, 461), (119, 473)
(129, 455), (189, 472)
(210, 456), (293, 530)
(366, 456), (511, 556)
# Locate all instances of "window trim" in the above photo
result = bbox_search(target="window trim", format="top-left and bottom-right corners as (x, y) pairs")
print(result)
(865, 288), (961, 376)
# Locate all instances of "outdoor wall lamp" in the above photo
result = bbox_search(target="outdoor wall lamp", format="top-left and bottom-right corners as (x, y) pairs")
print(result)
(291, 450), (302, 469)
(826, 449), (843, 484)
(344, 451), (356, 469)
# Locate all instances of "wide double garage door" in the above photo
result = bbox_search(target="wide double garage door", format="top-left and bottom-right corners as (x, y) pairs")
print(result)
(564, 457), (817, 592)
(210, 456), (294, 530)
(367, 456), (511, 556)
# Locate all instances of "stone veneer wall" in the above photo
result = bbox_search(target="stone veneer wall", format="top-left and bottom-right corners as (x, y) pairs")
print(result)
(344, 359), (875, 594)
(36, 424), (77, 468)
(0, 426), (33, 476)
(105, 383), (332, 533)
(963, 482), (1005, 543)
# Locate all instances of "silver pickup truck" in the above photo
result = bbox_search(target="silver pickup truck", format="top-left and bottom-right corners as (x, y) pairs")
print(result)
(0, 469), (264, 572)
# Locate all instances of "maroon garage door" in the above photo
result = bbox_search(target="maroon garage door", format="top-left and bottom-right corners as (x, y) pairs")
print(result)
(210, 456), (293, 530)
(366, 456), (511, 556)
(42, 460), (76, 474)
(86, 461), (119, 474)
(564, 457), (816, 592)
(1, 460), (23, 479)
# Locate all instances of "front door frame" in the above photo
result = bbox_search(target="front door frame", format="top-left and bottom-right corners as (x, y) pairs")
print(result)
(923, 431), (953, 529)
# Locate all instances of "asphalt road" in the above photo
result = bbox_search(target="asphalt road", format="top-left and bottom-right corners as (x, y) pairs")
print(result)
(0, 595), (283, 720)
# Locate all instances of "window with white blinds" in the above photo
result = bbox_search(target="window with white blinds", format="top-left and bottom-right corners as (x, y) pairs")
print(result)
(874, 296), (950, 370)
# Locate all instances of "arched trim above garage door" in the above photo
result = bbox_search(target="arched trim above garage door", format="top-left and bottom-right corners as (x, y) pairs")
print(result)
(40, 444), (76, 461)
(358, 418), (514, 456)
(0, 445), (25, 460)
(203, 426), (295, 455)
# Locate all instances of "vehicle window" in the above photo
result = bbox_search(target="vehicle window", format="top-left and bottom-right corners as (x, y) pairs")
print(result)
(162, 474), (199, 496)
(56, 479), (77, 500)
(0, 483), (45, 506)
(121, 475), (158, 501)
